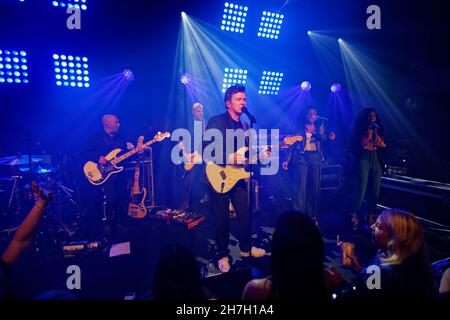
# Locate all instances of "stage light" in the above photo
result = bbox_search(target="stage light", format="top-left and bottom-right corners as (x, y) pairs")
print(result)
(330, 83), (341, 93)
(52, 53), (90, 88)
(222, 67), (247, 92)
(301, 81), (311, 91)
(180, 73), (191, 85)
(0, 49), (29, 85)
(257, 11), (284, 40)
(338, 38), (343, 43)
(307, 31), (312, 36)
(258, 70), (283, 95)
(123, 69), (134, 81)
(221, 2), (247, 33)
(52, 0), (88, 10)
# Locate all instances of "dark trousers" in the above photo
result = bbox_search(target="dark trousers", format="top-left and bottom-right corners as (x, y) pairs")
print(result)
(101, 174), (127, 235)
(209, 181), (251, 259)
(352, 151), (382, 217)
(180, 165), (207, 212)
(293, 152), (321, 218)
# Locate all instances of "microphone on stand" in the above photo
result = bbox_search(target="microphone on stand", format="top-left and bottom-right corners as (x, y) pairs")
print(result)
(370, 121), (380, 129)
(242, 107), (256, 124)
(317, 116), (329, 121)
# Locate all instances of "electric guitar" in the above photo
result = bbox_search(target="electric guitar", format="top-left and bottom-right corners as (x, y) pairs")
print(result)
(83, 131), (170, 185)
(206, 135), (302, 193)
(128, 136), (147, 219)
(178, 141), (202, 172)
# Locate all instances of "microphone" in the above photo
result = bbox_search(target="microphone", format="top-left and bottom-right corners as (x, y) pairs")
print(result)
(317, 116), (328, 121)
(242, 107), (256, 123)
(370, 121), (379, 129)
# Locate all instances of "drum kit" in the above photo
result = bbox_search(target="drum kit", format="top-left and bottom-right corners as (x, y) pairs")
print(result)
(0, 153), (81, 240)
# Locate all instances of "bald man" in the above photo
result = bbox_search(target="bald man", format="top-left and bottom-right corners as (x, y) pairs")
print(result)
(84, 114), (128, 239)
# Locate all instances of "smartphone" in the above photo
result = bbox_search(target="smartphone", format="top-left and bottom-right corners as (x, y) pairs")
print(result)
(341, 242), (355, 267)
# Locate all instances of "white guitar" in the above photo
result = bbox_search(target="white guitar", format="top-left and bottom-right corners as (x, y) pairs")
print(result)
(206, 135), (302, 193)
(83, 132), (170, 185)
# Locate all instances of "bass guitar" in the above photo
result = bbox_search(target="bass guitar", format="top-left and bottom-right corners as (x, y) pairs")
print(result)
(83, 132), (170, 185)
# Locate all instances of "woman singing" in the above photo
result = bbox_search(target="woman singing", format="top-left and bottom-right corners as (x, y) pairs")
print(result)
(348, 107), (387, 230)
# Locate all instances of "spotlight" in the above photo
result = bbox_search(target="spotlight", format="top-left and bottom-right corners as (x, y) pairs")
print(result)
(258, 70), (283, 95)
(221, 2), (247, 33)
(0, 49), (29, 85)
(52, 0), (88, 10)
(338, 38), (343, 43)
(330, 83), (341, 93)
(300, 81), (311, 91)
(307, 31), (312, 36)
(181, 11), (186, 17)
(222, 68), (247, 92)
(180, 73), (191, 85)
(257, 11), (284, 39)
(123, 69), (134, 81)
(53, 53), (90, 88)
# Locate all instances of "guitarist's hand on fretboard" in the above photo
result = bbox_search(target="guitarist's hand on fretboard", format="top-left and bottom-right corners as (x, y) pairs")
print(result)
(99, 156), (107, 166)
(228, 151), (247, 165)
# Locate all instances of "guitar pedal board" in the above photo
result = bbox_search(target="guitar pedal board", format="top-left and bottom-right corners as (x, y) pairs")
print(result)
(150, 208), (205, 229)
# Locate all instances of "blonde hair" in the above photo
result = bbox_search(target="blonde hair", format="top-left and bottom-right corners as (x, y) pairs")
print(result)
(378, 209), (425, 264)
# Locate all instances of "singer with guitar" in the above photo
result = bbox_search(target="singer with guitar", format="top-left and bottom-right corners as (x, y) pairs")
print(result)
(204, 85), (266, 273)
(348, 108), (386, 231)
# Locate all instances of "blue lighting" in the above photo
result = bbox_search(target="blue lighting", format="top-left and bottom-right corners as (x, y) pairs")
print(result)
(222, 67), (247, 92)
(221, 2), (247, 33)
(52, 53), (90, 88)
(257, 11), (284, 39)
(258, 71), (284, 95)
(301, 81), (312, 91)
(52, 0), (88, 10)
(0, 49), (29, 85)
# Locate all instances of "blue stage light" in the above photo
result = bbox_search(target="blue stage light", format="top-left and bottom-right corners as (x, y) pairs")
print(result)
(258, 11), (284, 40)
(258, 70), (283, 95)
(52, 0), (88, 10)
(221, 2), (247, 33)
(301, 81), (312, 91)
(222, 67), (247, 92)
(0, 49), (29, 85)
(122, 69), (134, 81)
(330, 83), (341, 93)
(53, 53), (90, 88)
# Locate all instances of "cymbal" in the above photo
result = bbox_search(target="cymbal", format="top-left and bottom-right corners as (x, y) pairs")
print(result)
(0, 155), (43, 166)
(18, 164), (56, 174)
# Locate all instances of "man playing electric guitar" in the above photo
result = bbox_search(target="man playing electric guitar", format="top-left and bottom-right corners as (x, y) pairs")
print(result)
(205, 85), (267, 273)
(178, 102), (208, 212)
(84, 114), (144, 239)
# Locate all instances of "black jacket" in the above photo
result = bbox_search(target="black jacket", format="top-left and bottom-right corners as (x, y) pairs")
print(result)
(204, 111), (249, 165)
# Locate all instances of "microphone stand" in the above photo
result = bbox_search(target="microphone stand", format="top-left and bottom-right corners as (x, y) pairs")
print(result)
(246, 113), (256, 224)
